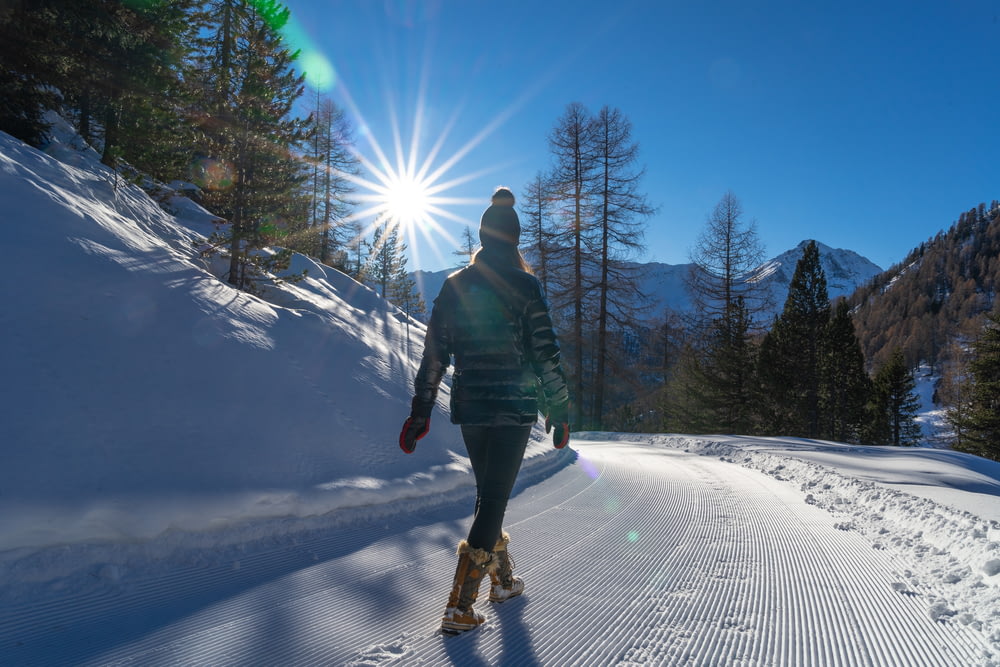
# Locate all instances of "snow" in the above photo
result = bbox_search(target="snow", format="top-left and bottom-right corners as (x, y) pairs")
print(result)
(1, 127), (999, 664)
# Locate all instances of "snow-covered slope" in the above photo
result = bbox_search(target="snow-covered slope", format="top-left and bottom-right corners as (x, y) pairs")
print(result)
(0, 127), (559, 561)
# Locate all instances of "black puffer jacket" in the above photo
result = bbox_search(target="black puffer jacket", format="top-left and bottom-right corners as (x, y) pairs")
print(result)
(412, 251), (569, 426)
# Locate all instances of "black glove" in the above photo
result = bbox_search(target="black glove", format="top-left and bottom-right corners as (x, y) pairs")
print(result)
(399, 415), (429, 454)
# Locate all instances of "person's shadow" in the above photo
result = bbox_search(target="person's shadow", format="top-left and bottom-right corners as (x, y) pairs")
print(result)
(440, 595), (540, 666)
(494, 595), (541, 666)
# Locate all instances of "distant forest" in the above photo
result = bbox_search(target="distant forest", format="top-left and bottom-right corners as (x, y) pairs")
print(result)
(850, 202), (1000, 372)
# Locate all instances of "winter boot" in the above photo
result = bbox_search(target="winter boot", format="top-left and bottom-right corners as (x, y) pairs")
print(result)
(489, 531), (525, 603)
(441, 540), (495, 634)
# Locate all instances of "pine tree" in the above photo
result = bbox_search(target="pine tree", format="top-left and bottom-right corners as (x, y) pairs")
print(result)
(643, 309), (688, 431)
(758, 241), (830, 437)
(686, 191), (768, 434)
(864, 348), (922, 446)
(0, 0), (61, 144)
(0, 0), (198, 169)
(661, 342), (713, 434)
(366, 222), (406, 298)
(388, 270), (427, 338)
(193, 0), (311, 291)
(819, 299), (870, 443)
(382, 225), (423, 320)
(702, 297), (757, 433)
(98, 0), (199, 172)
(950, 311), (1000, 460)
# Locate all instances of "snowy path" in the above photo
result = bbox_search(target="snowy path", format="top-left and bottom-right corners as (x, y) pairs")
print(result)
(2, 439), (993, 666)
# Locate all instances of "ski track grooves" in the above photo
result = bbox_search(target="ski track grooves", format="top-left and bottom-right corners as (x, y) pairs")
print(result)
(1, 440), (993, 666)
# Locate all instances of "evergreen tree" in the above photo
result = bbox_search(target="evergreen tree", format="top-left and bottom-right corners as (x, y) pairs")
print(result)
(758, 241), (830, 437)
(685, 191), (768, 435)
(193, 0), (311, 291)
(388, 268), (427, 338)
(0, 0), (197, 171)
(701, 297), (757, 433)
(366, 222), (407, 298)
(864, 348), (922, 446)
(950, 311), (1000, 460)
(0, 0), (61, 144)
(94, 0), (198, 172)
(819, 299), (870, 443)
(643, 309), (689, 431)
(661, 342), (713, 433)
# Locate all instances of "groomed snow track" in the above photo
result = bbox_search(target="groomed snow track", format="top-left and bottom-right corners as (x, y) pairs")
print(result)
(2, 440), (994, 665)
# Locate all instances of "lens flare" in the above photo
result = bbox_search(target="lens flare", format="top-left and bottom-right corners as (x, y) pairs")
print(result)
(298, 51), (336, 91)
(578, 456), (600, 480)
(190, 157), (235, 192)
(277, 12), (336, 91)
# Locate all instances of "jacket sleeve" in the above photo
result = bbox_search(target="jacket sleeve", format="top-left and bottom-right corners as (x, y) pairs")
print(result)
(524, 279), (569, 415)
(411, 281), (453, 418)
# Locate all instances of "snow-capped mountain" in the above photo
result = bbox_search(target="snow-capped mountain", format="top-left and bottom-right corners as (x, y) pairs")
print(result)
(752, 239), (884, 306)
(412, 240), (883, 321)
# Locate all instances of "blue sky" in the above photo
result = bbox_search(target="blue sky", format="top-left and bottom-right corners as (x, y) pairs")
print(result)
(283, 0), (999, 273)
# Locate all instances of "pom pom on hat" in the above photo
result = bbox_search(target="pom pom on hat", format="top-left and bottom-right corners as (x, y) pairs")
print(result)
(491, 187), (515, 207)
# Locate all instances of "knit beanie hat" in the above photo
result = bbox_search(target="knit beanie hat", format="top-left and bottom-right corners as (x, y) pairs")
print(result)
(479, 203), (520, 248)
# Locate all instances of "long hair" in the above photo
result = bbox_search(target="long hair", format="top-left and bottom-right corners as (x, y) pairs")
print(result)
(472, 244), (533, 274)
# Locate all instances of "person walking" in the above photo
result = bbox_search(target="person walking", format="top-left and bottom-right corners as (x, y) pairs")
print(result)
(399, 187), (570, 634)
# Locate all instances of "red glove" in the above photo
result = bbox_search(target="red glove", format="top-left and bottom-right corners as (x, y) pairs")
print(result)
(399, 415), (430, 454)
(545, 415), (570, 449)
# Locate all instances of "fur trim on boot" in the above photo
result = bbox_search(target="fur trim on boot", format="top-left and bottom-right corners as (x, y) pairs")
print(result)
(489, 531), (525, 603)
(441, 540), (496, 634)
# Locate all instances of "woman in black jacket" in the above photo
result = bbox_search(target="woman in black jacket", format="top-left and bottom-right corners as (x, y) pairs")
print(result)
(399, 188), (570, 634)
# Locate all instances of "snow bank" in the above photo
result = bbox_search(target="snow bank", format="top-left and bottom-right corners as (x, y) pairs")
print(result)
(578, 433), (1000, 646)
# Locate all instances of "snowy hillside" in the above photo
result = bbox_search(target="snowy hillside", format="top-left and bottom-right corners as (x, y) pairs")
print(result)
(0, 125), (560, 560)
(412, 241), (881, 322)
(1, 129), (999, 665)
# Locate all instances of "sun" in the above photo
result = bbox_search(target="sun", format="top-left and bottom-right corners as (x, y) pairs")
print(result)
(381, 172), (433, 229)
(319, 53), (532, 268)
(342, 113), (492, 268)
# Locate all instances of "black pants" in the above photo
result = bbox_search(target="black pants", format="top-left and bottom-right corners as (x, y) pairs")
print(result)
(461, 424), (532, 551)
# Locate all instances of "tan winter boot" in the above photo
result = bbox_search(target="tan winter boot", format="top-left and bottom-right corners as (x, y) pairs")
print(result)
(489, 531), (525, 603)
(441, 540), (495, 634)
